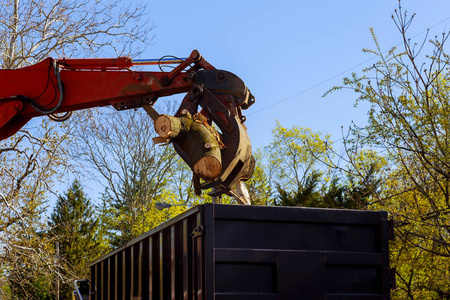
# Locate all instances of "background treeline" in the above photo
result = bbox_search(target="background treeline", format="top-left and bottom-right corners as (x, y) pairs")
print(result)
(1, 1), (449, 299)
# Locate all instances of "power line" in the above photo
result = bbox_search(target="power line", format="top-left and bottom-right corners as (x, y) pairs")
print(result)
(247, 56), (376, 116)
(248, 16), (450, 116)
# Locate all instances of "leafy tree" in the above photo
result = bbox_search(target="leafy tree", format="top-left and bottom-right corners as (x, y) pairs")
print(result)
(275, 170), (322, 207)
(48, 181), (104, 299)
(259, 121), (377, 208)
(0, 0), (152, 297)
(328, 3), (450, 298)
(245, 150), (273, 205)
(5, 227), (56, 300)
(275, 167), (379, 209)
(71, 107), (203, 246)
(0, 124), (69, 300)
(1, 0), (151, 69)
(260, 122), (335, 207)
(264, 121), (332, 191)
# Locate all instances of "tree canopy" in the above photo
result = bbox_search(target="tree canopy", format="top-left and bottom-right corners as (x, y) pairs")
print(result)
(0, 0), (152, 297)
(327, 4), (450, 298)
(48, 181), (104, 299)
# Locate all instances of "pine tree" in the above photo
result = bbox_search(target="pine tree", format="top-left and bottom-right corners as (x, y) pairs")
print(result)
(48, 181), (103, 299)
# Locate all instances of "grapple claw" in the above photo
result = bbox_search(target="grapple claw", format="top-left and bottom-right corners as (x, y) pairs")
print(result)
(170, 69), (255, 202)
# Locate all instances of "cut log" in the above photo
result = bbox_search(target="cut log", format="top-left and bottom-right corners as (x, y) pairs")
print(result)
(194, 156), (221, 180)
(154, 114), (181, 139)
(153, 111), (223, 181)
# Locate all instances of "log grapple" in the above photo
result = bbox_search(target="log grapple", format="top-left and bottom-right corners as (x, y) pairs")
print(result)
(0, 50), (255, 203)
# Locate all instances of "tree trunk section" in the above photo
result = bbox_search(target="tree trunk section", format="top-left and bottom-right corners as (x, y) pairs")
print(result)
(153, 111), (222, 181)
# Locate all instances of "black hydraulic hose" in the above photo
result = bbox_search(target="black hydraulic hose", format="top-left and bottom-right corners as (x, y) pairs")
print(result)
(8, 61), (64, 115)
(34, 61), (64, 114)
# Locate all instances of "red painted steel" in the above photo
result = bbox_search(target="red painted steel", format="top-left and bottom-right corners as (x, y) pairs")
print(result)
(0, 49), (256, 202)
(0, 50), (210, 140)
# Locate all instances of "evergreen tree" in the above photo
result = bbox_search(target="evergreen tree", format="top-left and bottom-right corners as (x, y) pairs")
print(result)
(275, 169), (378, 209)
(275, 171), (322, 207)
(48, 181), (103, 299)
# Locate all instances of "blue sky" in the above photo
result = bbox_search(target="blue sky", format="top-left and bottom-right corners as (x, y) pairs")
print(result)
(141, 0), (450, 150)
(41, 1), (450, 201)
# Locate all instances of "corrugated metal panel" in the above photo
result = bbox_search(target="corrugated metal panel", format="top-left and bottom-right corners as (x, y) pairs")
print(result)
(89, 204), (392, 300)
(90, 206), (202, 300)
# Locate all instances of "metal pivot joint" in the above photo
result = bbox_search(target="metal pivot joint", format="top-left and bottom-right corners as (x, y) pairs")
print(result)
(172, 67), (255, 203)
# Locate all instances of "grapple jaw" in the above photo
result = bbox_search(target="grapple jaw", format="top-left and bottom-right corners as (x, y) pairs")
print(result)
(150, 69), (255, 204)
(196, 112), (254, 204)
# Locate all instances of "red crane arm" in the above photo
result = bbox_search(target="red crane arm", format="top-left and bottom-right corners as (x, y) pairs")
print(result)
(0, 50), (256, 203)
(0, 50), (213, 140)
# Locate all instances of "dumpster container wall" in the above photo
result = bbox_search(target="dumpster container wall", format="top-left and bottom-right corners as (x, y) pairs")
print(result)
(88, 203), (392, 299)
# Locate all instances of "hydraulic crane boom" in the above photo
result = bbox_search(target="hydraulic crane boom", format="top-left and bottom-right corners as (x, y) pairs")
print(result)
(0, 50), (255, 204)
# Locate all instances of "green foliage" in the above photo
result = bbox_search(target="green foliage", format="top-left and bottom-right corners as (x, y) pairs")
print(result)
(73, 108), (215, 246)
(383, 182), (450, 299)
(275, 168), (379, 209)
(258, 121), (378, 209)
(265, 121), (332, 189)
(99, 187), (196, 247)
(275, 170), (322, 207)
(48, 181), (104, 299)
(0, 119), (72, 300)
(245, 150), (273, 205)
(328, 4), (450, 298)
(0, 0), (151, 297)
(5, 236), (56, 300)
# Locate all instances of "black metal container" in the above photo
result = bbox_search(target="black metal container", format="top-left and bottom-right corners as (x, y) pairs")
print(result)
(88, 203), (393, 300)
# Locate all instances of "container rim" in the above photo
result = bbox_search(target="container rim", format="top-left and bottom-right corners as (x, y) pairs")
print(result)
(88, 204), (202, 267)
